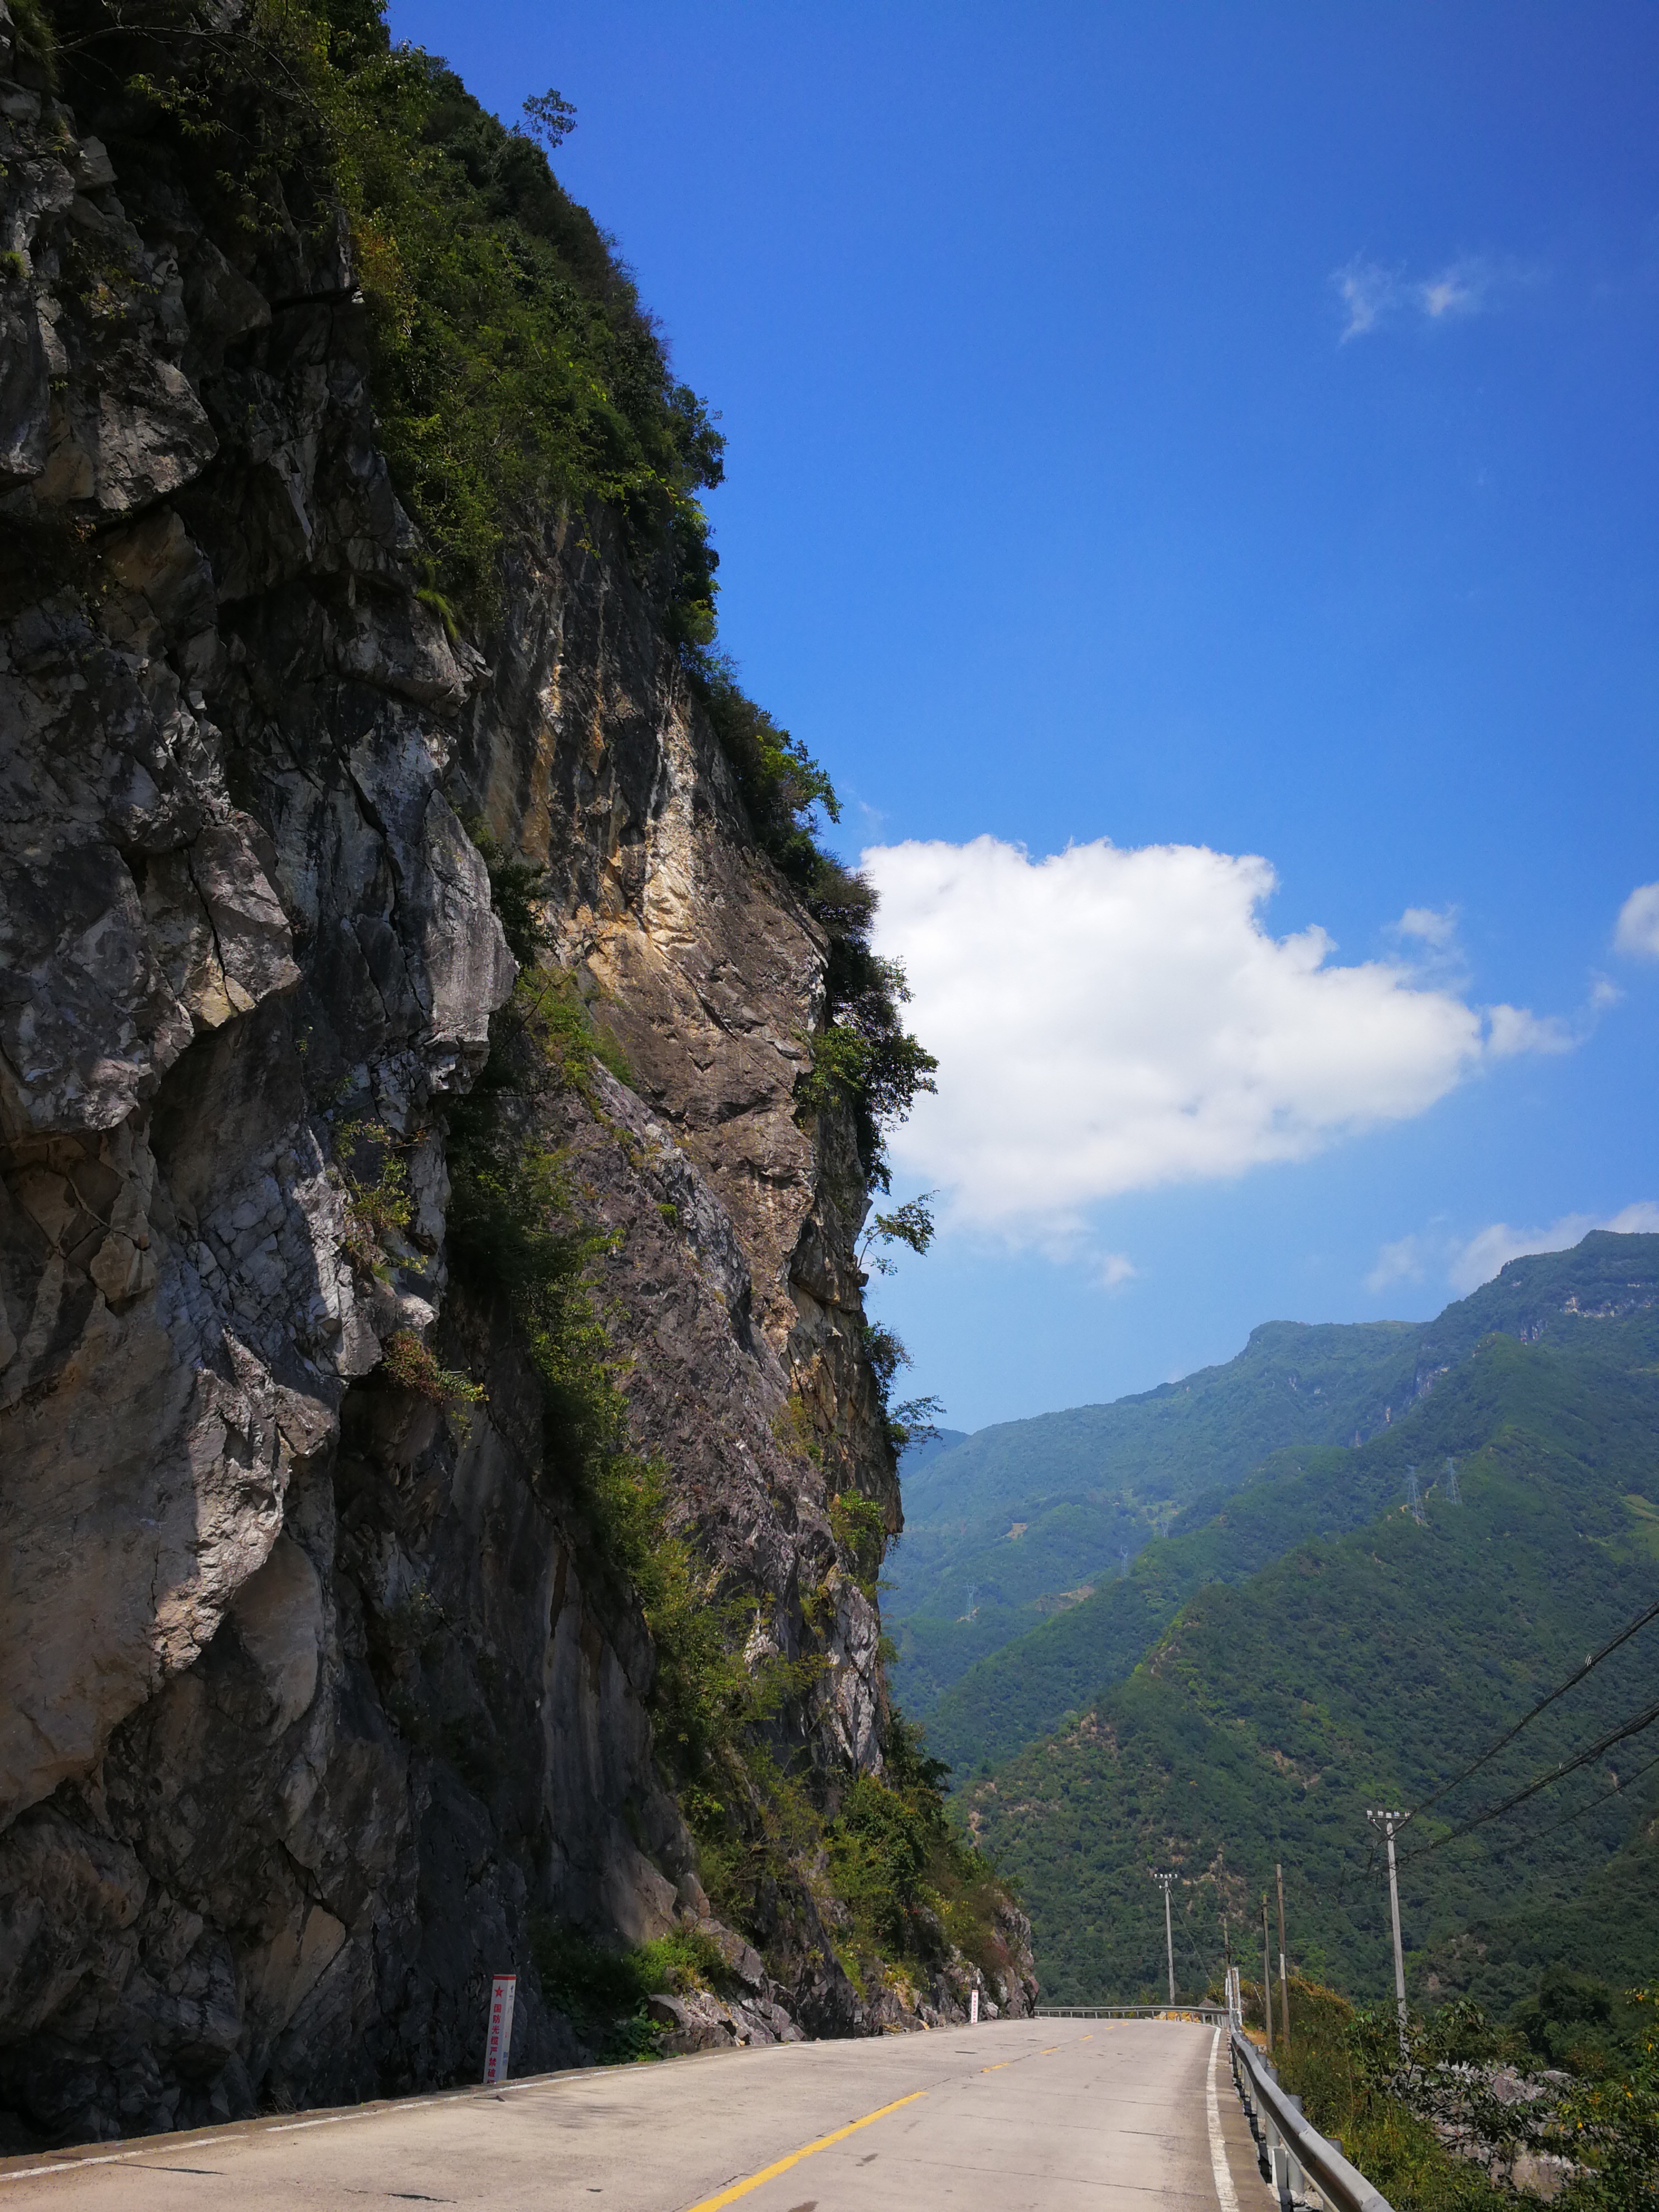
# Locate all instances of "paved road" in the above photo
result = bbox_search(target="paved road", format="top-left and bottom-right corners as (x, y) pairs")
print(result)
(0, 2016), (1273, 2212)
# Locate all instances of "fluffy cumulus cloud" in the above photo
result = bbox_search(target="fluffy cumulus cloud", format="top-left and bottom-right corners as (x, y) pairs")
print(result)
(1614, 882), (1659, 959)
(862, 836), (1571, 1240)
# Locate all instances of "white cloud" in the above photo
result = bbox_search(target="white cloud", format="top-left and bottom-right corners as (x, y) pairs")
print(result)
(1336, 258), (1401, 341)
(1485, 1003), (1577, 1056)
(1366, 1235), (1427, 1293)
(1614, 882), (1659, 959)
(1335, 253), (1531, 341)
(1419, 259), (1489, 320)
(862, 835), (1575, 1239)
(1392, 905), (1459, 949)
(1448, 1203), (1659, 1296)
(1093, 1252), (1137, 1291)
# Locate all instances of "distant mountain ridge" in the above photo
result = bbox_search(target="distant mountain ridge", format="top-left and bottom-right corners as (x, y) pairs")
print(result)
(890, 1234), (1659, 1722)
(958, 1238), (1659, 2013)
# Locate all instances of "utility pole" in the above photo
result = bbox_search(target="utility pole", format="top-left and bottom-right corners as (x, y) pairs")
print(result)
(1260, 1894), (1273, 2054)
(1405, 1465), (1424, 1525)
(1151, 1871), (1176, 2006)
(1444, 1457), (1462, 1505)
(1275, 1861), (1291, 2046)
(1367, 1808), (1409, 2053)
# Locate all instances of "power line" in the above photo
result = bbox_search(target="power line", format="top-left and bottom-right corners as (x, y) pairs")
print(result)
(1490, 1745), (1659, 1851)
(1399, 1590), (1659, 1826)
(1396, 1690), (1659, 1866)
(1340, 1745), (1659, 1908)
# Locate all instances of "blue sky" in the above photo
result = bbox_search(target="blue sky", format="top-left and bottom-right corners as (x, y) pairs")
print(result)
(391, 0), (1659, 1429)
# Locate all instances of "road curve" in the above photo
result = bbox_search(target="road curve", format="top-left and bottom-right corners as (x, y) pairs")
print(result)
(0, 2016), (1273, 2212)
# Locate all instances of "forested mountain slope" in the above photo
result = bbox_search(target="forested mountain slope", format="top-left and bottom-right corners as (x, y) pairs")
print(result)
(891, 1235), (1659, 1721)
(925, 1235), (1659, 1777)
(959, 1248), (1659, 2016)
(889, 1318), (1420, 1710)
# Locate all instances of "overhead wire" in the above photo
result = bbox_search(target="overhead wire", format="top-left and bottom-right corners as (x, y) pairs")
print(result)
(1333, 1835), (1380, 1910)
(1395, 1690), (1659, 1866)
(1398, 1590), (1659, 1827)
(1488, 1745), (1659, 1851)
(1205, 1602), (1659, 1940)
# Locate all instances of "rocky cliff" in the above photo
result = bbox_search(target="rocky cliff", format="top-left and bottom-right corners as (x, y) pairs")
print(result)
(0, 0), (1032, 2150)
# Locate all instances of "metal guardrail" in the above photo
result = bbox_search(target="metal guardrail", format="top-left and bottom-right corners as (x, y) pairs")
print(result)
(1036, 2004), (1230, 2021)
(1230, 2023), (1395, 2212)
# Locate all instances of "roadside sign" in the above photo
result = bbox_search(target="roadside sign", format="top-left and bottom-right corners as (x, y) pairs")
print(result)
(484, 1975), (517, 2085)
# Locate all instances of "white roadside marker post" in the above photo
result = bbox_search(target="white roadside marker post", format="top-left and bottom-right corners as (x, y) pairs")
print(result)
(971, 1988), (979, 2025)
(484, 1974), (517, 2086)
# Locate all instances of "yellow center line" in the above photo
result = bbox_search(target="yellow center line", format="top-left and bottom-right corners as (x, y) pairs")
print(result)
(1041, 2046), (1059, 2055)
(678, 2091), (926, 2212)
(981, 2061), (1012, 2073)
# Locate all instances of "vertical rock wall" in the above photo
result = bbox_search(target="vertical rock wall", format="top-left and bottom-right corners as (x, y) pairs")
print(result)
(0, 6), (1027, 2150)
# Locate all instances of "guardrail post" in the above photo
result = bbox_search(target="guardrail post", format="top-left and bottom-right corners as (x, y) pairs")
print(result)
(1270, 2140), (1293, 2209)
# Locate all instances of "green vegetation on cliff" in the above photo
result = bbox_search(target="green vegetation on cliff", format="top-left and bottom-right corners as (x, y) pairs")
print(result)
(45, 0), (934, 1202)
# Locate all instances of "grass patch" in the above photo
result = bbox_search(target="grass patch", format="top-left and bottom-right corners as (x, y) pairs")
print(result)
(828, 1490), (887, 1600)
(529, 1923), (730, 2062)
(328, 1116), (413, 1276)
(683, 1711), (1017, 2011)
(381, 1330), (484, 1422)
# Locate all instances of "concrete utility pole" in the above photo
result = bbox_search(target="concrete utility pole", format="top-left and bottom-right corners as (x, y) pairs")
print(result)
(1260, 1894), (1273, 2054)
(1366, 1808), (1410, 2052)
(1275, 1861), (1291, 2045)
(1151, 1871), (1176, 2006)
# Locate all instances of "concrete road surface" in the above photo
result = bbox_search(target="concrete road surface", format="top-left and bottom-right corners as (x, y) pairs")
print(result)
(0, 2015), (1274, 2212)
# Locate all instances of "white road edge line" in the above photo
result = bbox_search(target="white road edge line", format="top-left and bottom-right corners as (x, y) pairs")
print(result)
(1207, 2026), (1240, 2212)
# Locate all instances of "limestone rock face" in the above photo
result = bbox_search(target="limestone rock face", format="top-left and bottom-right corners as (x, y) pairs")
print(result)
(0, 6), (1029, 2148)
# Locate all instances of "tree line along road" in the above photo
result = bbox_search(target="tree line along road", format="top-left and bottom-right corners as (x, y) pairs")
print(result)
(0, 2016), (1274, 2212)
